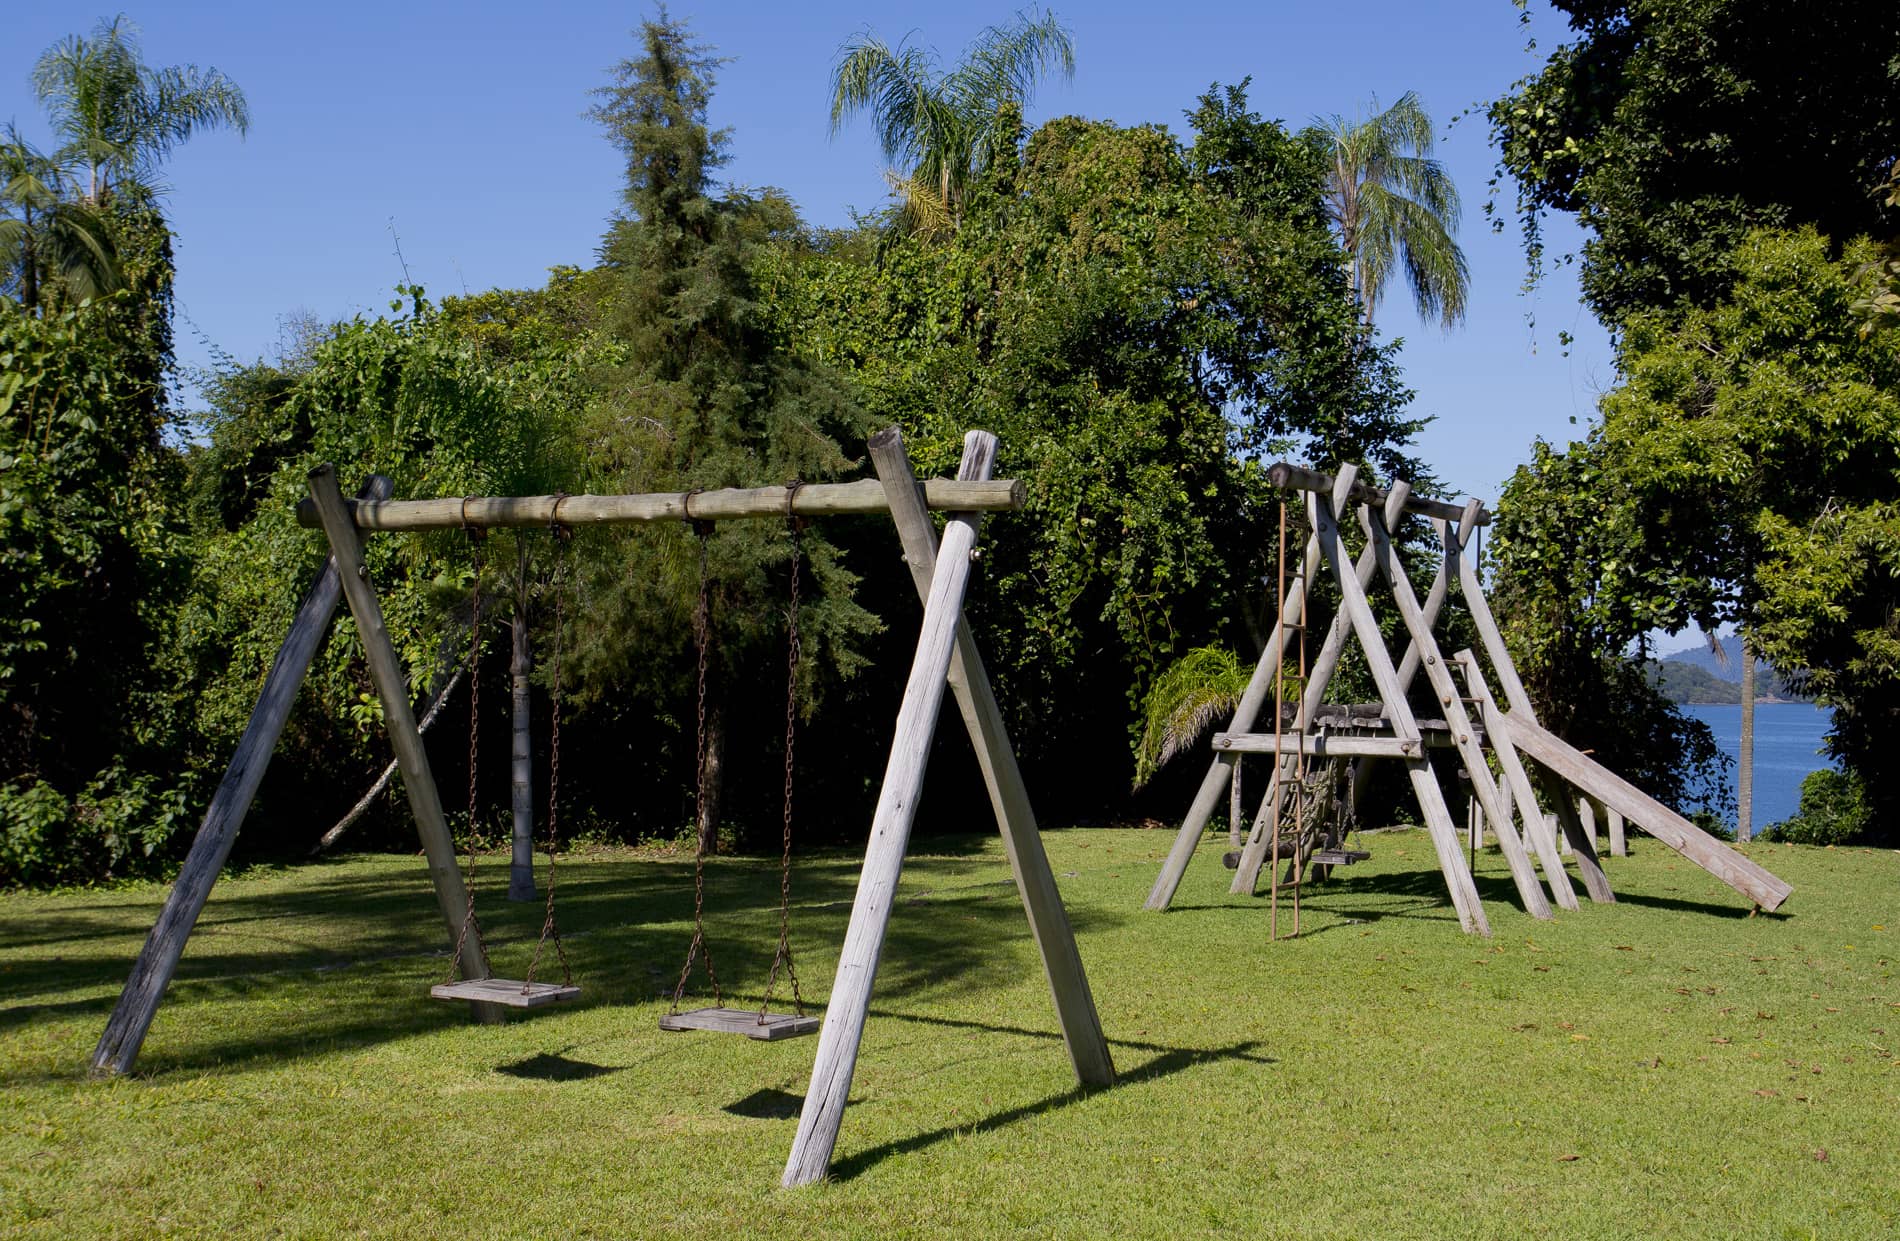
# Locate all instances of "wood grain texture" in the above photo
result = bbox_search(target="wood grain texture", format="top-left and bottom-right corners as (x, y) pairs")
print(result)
(872, 428), (1114, 1090)
(90, 477), (394, 1077)
(307, 466), (501, 1023)
(293, 478), (1023, 531)
(782, 431), (989, 1188)
(1456, 653), (1580, 912)
(1503, 711), (1792, 911)
(431, 979), (580, 1008)
(659, 1007), (820, 1040)
(1312, 485), (1488, 936)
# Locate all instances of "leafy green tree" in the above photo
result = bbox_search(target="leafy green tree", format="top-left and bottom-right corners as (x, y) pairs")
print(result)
(1490, 229), (1900, 834)
(587, 13), (875, 852)
(1302, 91), (1468, 329)
(1489, 0), (1900, 324)
(779, 83), (1423, 808)
(829, 9), (1074, 234)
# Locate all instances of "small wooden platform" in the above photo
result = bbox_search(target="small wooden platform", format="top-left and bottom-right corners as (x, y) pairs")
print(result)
(430, 978), (581, 1008)
(660, 1006), (821, 1041)
(1312, 848), (1371, 866)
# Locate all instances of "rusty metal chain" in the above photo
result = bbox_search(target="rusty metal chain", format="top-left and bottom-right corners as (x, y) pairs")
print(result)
(525, 514), (573, 991)
(761, 488), (806, 1020)
(445, 525), (487, 983)
(670, 512), (720, 1012)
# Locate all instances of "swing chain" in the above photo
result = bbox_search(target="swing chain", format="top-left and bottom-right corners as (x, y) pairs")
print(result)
(670, 511), (721, 1012)
(762, 483), (806, 1020)
(525, 514), (573, 990)
(445, 524), (488, 983)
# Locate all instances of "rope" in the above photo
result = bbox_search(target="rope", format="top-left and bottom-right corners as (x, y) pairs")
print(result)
(444, 529), (488, 983)
(761, 484), (806, 1021)
(524, 513), (573, 992)
(670, 513), (721, 1012)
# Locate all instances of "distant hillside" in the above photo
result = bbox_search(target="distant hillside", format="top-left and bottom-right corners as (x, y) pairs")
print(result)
(1646, 637), (1810, 703)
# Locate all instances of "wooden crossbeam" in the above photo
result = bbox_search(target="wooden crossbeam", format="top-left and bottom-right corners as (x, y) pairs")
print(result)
(1212, 733), (1421, 758)
(293, 478), (1023, 531)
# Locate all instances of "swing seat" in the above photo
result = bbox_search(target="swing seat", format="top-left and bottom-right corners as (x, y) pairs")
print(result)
(430, 978), (581, 1008)
(660, 1006), (820, 1041)
(1312, 849), (1370, 867)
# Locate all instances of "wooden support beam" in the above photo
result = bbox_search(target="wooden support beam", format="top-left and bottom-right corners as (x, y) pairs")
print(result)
(1502, 711), (1792, 911)
(783, 431), (991, 1188)
(1213, 733), (1421, 758)
(1312, 485), (1488, 936)
(1229, 474), (1405, 895)
(1266, 462), (1490, 527)
(1143, 476), (1336, 911)
(90, 477), (394, 1077)
(1607, 806), (1628, 857)
(1456, 653), (1579, 912)
(870, 428), (1115, 1091)
(1366, 507), (1552, 921)
(306, 465), (501, 1023)
(293, 478), (1023, 531)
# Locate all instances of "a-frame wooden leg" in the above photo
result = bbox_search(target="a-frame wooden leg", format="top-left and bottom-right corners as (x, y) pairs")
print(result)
(90, 481), (393, 1077)
(1365, 508), (1551, 920)
(870, 429), (1115, 1089)
(1228, 473), (1393, 894)
(1312, 484), (1489, 936)
(1144, 537), (1323, 911)
(1457, 653), (1579, 911)
(782, 430), (991, 1188)
(306, 466), (501, 1022)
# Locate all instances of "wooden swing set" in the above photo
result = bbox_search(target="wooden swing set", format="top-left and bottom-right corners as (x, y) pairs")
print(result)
(90, 426), (1115, 1188)
(1145, 462), (1792, 932)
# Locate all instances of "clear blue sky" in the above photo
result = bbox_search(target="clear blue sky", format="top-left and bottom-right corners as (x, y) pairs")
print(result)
(3, 1), (1616, 506)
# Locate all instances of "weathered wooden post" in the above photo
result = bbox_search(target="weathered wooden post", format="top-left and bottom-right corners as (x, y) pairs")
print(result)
(306, 465), (501, 1022)
(783, 431), (1006, 1186)
(91, 476), (393, 1078)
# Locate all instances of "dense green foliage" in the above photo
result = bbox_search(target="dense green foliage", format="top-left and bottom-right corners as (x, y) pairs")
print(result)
(1490, 0), (1900, 324)
(1762, 767), (1872, 846)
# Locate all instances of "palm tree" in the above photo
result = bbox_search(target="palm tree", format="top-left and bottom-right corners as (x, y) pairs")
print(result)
(32, 15), (249, 204)
(0, 126), (119, 308)
(829, 9), (1074, 234)
(1302, 92), (1467, 330)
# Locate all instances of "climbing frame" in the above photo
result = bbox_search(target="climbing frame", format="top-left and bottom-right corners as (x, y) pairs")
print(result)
(1144, 462), (1792, 932)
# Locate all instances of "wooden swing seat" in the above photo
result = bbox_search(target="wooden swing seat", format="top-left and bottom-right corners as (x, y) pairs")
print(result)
(430, 978), (581, 1008)
(1312, 848), (1370, 867)
(660, 1006), (820, 1041)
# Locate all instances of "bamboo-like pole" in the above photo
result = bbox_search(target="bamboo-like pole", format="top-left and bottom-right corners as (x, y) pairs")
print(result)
(293, 478), (1023, 531)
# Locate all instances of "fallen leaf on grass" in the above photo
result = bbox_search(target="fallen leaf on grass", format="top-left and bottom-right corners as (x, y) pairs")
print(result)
(1556, 1154), (1580, 1162)
(1813, 1149), (1828, 1162)
(1754, 1089), (1778, 1098)
(1614, 945), (1634, 951)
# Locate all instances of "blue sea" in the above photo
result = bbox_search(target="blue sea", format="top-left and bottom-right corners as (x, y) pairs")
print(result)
(1680, 702), (1835, 831)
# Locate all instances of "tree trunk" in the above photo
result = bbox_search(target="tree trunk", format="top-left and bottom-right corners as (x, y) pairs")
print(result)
(696, 699), (725, 856)
(507, 605), (536, 900)
(1738, 635), (1756, 842)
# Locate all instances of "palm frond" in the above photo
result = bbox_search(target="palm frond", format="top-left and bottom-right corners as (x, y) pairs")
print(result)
(1134, 645), (1251, 789)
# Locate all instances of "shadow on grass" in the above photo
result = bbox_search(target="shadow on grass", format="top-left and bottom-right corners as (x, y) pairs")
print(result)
(825, 1015), (1274, 1182)
(3, 847), (1130, 1084)
(724, 1087), (804, 1120)
(495, 1048), (622, 1082)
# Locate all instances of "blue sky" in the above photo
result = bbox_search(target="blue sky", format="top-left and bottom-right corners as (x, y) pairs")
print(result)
(4, 2), (1619, 514)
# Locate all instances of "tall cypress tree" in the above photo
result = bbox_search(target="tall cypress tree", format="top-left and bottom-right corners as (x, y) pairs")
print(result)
(580, 13), (873, 852)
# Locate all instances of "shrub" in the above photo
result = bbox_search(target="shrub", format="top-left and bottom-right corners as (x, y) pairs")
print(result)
(1762, 768), (1870, 846)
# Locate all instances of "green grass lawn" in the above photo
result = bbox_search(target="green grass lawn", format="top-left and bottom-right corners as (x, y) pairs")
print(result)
(1, 827), (1894, 1239)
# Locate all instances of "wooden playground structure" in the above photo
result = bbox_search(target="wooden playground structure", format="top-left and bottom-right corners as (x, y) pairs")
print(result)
(1144, 462), (1791, 932)
(90, 427), (1115, 1188)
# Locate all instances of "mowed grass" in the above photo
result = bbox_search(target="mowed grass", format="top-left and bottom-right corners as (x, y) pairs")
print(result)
(1, 826), (1895, 1239)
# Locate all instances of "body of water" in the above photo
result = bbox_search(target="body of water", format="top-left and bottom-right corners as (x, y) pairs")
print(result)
(1680, 702), (1834, 831)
